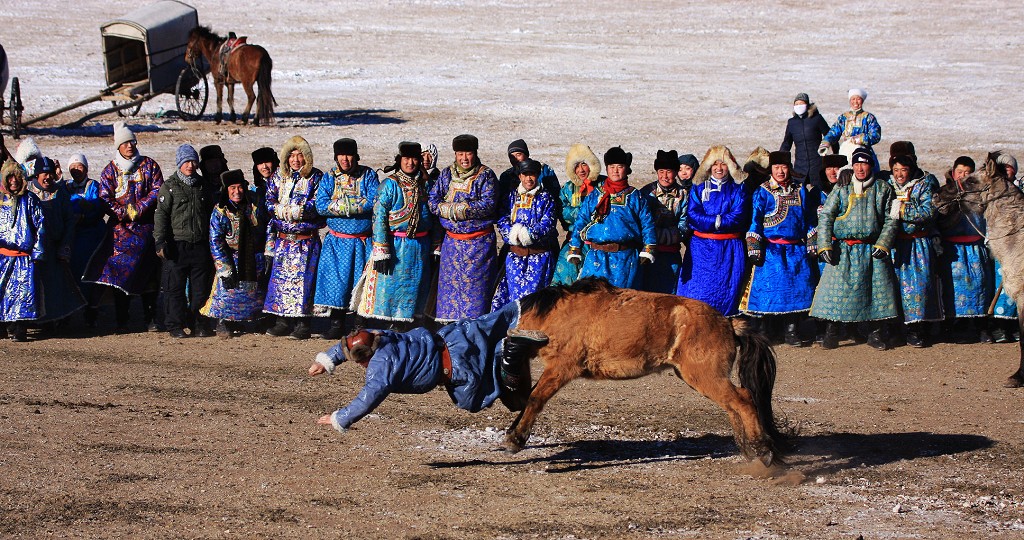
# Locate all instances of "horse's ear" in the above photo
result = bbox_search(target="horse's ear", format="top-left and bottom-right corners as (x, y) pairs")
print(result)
(985, 153), (1000, 179)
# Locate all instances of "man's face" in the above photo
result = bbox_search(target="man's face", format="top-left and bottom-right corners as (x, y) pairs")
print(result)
(227, 183), (244, 203)
(678, 164), (694, 182)
(574, 162), (591, 183)
(288, 150), (305, 173)
(1006, 165), (1018, 179)
(656, 168), (676, 188)
(36, 172), (55, 190)
(336, 154), (356, 172)
(771, 164), (790, 184)
(421, 151), (434, 169)
(853, 162), (871, 180)
(825, 167), (841, 184)
(455, 151), (475, 169)
(256, 161), (275, 179)
(952, 165), (974, 182)
(849, 95), (864, 110)
(710, 160), (728, 180)
(510, 151), (527, 163)
(400, 156), (421, 175)
(179, 160), (197, 177)
(69, 163), (87, 183)
(892, 163), (911, 184)
(118, 141), (137, 159)
(606, 163), (627, 182)
(519, 172), (539, 191)
(4, 174), (24, 194)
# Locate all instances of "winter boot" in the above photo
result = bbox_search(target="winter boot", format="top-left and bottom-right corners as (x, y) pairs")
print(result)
(83, 306), (98, 329)
(904, 322), (926, 348)
(867, 323), (889, 351)
(216, 319), (232, 339)
(784, 315), (806, 347)
(266, 317), (292, 337)
(113, 292), (131, 334)
(821, 322), (842, 350)
(9, 322), (27, 343)
(142, 292), (162, 332)
(322, 310), (346, 340)
(290, 318), (312, 340)
(498, 329), (549, 412)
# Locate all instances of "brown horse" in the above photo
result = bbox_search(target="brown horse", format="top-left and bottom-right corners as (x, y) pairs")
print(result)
(510, 278), (788, 466)
(934, 152), (1024, 387)
(185, 26), (275, 126)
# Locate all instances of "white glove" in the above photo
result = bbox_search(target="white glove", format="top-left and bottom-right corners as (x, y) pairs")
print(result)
(567, 253), (582, 264)
(508, 223), (525, 246)
(888, 200), (903, 220)
(639, 251), (655, 264)
(817, 142), (831, 156)
(715, 215), (722, 230)
(515, 224), (534, 246)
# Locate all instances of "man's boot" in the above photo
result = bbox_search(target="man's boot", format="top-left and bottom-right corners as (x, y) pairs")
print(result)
(83, 306), (98, 329)
(266, 317), (292, 337)
(323, 310), (346, 340)
(821, 322), (842, 350)
(113, 292), (131, 334)
(290, 317), (312, 340)
(867, 322), (889, 351)
(142, 292), (161, 333)
(216, 319), (232, 339)
(784, 315), (805, 347)
(498, 329), (549, 412)
(8, 322), (27, 342)
(905, 322), (926, 348)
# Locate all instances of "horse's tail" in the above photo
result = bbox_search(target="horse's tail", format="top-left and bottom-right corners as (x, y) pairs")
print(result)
(731, 319), (790, 460)
(256, 52), (275, 125)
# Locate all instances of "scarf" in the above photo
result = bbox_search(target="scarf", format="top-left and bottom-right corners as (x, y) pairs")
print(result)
(114, 153), (141, 174)
(180, 172), (200, 187)
(394, 169), (426, 236)
(702, 177), (727, 203)
(451, 161), (480, 183)
(594, 178), (629, 219)
(851, 175), (875, 196)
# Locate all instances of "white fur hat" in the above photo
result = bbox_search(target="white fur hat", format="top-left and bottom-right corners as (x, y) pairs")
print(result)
(68, 153), (88, 169)
(14, 137), (41, 165)
(848, 88), (867, 100)
(113, 122), (137, 148)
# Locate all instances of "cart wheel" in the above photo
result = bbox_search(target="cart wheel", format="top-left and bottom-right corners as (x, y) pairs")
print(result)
(114, 99), (143, 117)
(10, 77), (23, 139)
(175, 67), (208, 121)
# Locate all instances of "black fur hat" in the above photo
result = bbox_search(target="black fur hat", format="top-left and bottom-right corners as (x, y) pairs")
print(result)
(822, 154), (848, 169)
(333, 138), (359, 159)
(399, 141), (422, 159)
(220, 169), (246, 189)
(251, 146), (279, 166)
(199, 145), (225, 161)
(769, 151), (792, 167)
(604, 146), (632, 174)
(452, 134), (479, 153)
(654, 149), (679, 171)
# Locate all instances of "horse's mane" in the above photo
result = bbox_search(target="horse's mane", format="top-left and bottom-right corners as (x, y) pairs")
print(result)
(189, 25), (223, 42)
(519, 277), (616, 318)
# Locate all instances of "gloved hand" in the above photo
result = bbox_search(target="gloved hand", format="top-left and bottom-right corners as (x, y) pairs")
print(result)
(221, 273), (239, 290)
(747, 249), (764, 266)
(639, 252), (654, 265)
(373, 258), (389, 274)
(566, 253), (582, 265)
(871, 247), (888, 260)
(819, 250), (836, 265)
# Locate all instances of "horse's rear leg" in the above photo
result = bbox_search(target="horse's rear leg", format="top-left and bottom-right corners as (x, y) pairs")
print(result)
(678, 365), (770, 463)
(1006, 313), (1024, 388)
(213, 80), (224, 124)
(241, 83), (257, 126)
(503, 366), (576, 454)
(227, 83), (237, 123)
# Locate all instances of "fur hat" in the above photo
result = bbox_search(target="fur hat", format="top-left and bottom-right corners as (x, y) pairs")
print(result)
(220, 169), (246, 189)
(68, 153), (88, 170)
(654, 149), (679, 171)
(953, 156), (976, 172)
(452, 134), (479, 153)
(15, 137), (41, 165)
(891, 154), (915, 169)
(399, 141), (422, 159)
(565, 143), (601, 186)
(851, 147), (873, 165)
(888, 141), (917, 167)
(251, 147), (279, 166)
(794, 92), (810, 104)
(769, 151), (792, 167)
(199, 145), (225, 162)
(33, 156), (56, 176)
(848, 88), (867, 100)
(176, 144), (200, 169)
(341, 329), (379, 364)
(1, 159), (28, 196)
(517, 158), (542, 176)
(677, 153), (699, 171)
(996, 153), (1018, 172)
(279, 136), (314, 178)
(695, 145), (746, 184)
(743, 147), (771, 177)
(822, 154), (849, 169)
(113, 122), (136, 148)
(333, 138), (359, 158)
(603, 146), (632, 174)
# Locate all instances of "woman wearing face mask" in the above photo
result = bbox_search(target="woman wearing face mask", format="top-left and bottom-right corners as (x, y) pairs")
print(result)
(780, 92), (830, 188)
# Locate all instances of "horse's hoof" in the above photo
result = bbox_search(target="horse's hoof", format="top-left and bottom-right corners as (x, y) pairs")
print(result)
(502, 436), (524, 454)
(1003, 374), (1024, 388)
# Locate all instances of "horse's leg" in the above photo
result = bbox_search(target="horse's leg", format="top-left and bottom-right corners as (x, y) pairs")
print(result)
(503, 366), (577, 453)
(676, 357), (768, 462)
(213, 79), (224, 124)
(241, 82), (256, 126)
(227, 83), (237, 123)
(1006, 312), (1024, 388)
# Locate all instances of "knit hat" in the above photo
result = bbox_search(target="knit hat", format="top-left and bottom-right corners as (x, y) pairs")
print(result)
(794, 92), (810, 104)
(176, 144), (200, 169)
(33, 156), (56, 175)
(113, 122), (136, 148)
(68, 153), (88, 170)
(220, 169), (246, 189)
(251, 146), (278, 166)
(603, 146), (632, 174)
(953, 156), (975, 171)
(399, 141), (422, 158)
(654, 149), (679, 171)
(851, 147), (872, 165)
(822, 154), (849, 169)
(452, 134), (479, 153)
(848, 88), (867, 100)
(996, 153), (1018, 172)
(333, 138), (359, 158)
(517, 158), (542, 176)
(677, 153), (699, 171)
(507, 139), (529, 157)
(769, 151), (792, 167)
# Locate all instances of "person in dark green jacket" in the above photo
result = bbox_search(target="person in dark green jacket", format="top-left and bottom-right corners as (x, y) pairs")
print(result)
(154, 144), (218, 338)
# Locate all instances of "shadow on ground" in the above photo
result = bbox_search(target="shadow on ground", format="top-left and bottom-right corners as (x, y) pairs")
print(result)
(273, 109), (405, 127)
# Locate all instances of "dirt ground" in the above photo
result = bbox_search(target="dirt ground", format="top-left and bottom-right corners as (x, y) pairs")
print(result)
(4, 0), (1024, 537)
(1, 320), (1024, 539)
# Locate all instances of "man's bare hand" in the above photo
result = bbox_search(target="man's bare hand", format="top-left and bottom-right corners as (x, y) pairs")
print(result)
(317, 414), (333, 425)
(308, 363), (326, 376)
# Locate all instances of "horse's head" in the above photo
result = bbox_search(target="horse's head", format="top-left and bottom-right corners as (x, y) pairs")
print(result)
(184, 26), (219, 66)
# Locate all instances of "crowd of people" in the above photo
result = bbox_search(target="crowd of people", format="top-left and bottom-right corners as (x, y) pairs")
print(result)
(0, 88), (1020, 350)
